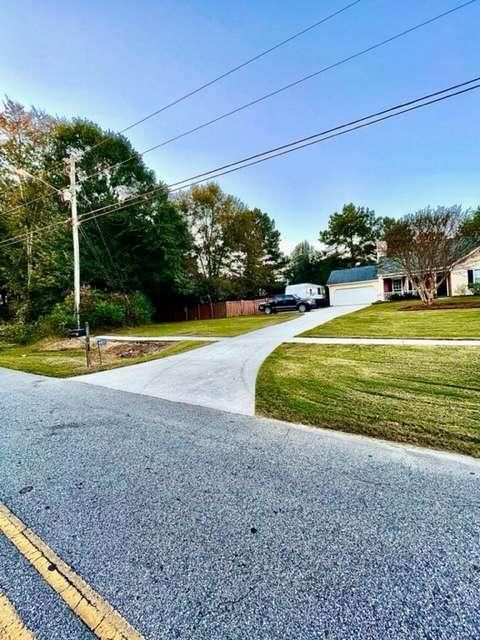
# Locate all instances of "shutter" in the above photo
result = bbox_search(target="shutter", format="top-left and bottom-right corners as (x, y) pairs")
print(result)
(468, 269), (474, 284)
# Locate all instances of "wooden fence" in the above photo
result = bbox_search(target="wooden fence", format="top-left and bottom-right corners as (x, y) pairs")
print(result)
(156, 298), (267, 323)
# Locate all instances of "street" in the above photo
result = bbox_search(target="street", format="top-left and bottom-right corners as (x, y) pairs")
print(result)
(1, 368), (479, 639)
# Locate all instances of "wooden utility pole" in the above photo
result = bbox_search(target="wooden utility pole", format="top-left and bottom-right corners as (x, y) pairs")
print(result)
(67, 155), (81, 328)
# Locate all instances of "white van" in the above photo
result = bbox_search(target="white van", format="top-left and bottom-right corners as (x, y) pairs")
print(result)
(285, 283), (326, 306)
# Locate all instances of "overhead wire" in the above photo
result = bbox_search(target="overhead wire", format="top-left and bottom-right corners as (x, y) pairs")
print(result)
(2, 76), (478, 249)
(1, 0), (476, 217)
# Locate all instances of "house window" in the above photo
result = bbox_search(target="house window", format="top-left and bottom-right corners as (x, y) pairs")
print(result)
(392, 278), (403, 293)
(474, 268), (480, 284)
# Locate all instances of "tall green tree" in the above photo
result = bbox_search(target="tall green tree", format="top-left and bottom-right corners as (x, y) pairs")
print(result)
(0, 98), (60, 317)
(285, 241), (318, 284)
(461, 205), (480, 243)
(226, 207), (285, 297)
(319, 203), (394, 266)
(177, 182), (238, 301)
(285, 240), (351, 285)
(177, 183), (285, 300)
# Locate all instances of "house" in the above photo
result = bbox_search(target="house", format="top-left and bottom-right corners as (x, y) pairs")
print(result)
(327, 243), (480, 306)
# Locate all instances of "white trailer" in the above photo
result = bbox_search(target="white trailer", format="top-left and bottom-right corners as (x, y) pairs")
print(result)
(285, 282), (326, 306)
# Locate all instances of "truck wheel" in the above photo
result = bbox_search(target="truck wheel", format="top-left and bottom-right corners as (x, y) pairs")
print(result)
(298, 303), (307, 313)
(264, 306), (272, 314)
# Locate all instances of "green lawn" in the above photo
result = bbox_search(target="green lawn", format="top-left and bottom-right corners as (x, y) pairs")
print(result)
(256, 343), (480, 457)
(301, 297), (480, 339)
(113, 312), (298, 338)
(0, 339), (204, 378)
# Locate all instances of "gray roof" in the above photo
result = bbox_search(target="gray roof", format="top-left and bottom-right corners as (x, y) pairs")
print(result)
(377, 257), (402, 275)
(327, 265), (378, 285)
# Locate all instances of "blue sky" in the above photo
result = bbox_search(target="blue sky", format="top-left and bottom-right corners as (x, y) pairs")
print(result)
(1, 0), (479, 252)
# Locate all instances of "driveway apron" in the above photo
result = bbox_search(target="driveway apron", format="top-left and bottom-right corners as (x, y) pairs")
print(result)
(77, 306), (361, 415)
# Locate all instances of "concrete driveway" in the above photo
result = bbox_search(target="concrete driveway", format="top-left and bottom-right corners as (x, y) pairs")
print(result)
(78, 305), (360, 415)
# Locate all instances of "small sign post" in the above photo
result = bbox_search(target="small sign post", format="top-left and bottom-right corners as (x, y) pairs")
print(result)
(96, 337), (107, 366)
(84, 322), (91, 368)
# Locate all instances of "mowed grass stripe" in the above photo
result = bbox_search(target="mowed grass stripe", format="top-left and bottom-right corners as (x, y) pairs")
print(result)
(256, 344), (480, 456)
(301, 297), (480, 339)
(0, 504), (145, 640)
(0, 593), (36, 639)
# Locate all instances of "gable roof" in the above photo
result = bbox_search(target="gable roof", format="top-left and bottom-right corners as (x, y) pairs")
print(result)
(327, 265), (378, 285)
(378, 257), (402, 275)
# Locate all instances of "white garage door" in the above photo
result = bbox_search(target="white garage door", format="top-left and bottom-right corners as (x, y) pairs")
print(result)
(332, 285), (377, 306)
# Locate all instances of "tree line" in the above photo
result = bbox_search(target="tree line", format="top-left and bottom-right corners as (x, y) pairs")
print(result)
(2, 97), (479, 328)
(0, 98), (285, 326)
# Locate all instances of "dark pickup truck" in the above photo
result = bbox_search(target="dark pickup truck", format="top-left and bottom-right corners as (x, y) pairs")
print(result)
(259, 294), (315, 314)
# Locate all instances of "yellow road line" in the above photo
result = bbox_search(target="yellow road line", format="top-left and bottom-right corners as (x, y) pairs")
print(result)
(0, 503), (145, 640)
(0, 593), (36, 640)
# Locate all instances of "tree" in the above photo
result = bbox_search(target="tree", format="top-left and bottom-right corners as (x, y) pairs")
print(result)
(285, 241), (352, 286)
(319, 203), (393, 266)
(384, 205), (469, 306)
(226, 207), (285, 297)
(0, 98), (59, 316)
(48, 119), (191, 301)
(177, 182), (239, 302)
(0, 100), (191, 320)
(177, 183), (286, 300)
(285, 241), (319, 284)
(461, 206), (480, 243)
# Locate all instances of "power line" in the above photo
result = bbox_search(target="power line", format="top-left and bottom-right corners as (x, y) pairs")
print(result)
(69, 0), (480, 191)
(83, 0), (364, 146)
(78, 79), (480, 221)
(0, 0), (363, 201)
(2, 76), (477, 248)
(3, 0), (476, 218)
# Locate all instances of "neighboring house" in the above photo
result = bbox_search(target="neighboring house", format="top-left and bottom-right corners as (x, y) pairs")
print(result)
(327, 244), (480, 306)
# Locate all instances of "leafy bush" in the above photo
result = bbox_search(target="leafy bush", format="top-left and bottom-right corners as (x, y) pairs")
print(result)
(468, 283), (480, 296)
(388, 291), (419, 302)
(0, 321), (36, 345)
(38, 287), (153, 335)
(90, 300), (125, 327)
(37, 303), (76, 336)
(124, 291), (154, 325)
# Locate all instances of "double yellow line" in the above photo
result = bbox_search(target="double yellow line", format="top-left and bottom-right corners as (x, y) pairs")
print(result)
(0, 503), (145, 639)
(0, 593), (35, 639)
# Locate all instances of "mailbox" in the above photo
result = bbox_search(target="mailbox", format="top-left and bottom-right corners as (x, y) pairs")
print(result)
(68, 327), (86, 338)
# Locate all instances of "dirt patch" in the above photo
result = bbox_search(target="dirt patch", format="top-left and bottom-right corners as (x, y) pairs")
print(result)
(105, 341), (171, 359)
(38, 337), (176, 366)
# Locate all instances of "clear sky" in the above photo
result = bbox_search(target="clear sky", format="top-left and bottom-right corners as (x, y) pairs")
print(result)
(1, 0), (479, 252)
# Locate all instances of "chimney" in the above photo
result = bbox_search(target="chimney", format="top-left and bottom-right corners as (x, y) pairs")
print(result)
(376, 240), (387, 261)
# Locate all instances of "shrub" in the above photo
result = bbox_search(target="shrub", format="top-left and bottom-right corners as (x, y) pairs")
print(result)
(90, 300), (125, 327)
(468, 283), (480, 296)
(38, 287), (153, 335)
(0, 321), (36, 345)
(124, 291), (154, 325)
(388, 291), (419, 302)
(37, 303), (76, 336)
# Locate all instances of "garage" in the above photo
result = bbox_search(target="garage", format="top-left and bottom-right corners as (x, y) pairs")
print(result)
(331, 284), (378, 306)
(327, 265), (380, 306)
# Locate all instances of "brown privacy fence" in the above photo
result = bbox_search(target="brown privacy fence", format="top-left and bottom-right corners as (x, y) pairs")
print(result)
(156, 298), (267, 323)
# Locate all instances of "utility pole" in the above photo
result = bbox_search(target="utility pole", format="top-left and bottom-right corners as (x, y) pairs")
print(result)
(67, 155), (81, 328)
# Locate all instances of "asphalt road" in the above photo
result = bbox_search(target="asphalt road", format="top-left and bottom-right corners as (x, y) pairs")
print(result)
(77, 306), (361, 415)
(1, 368), (480, 639)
